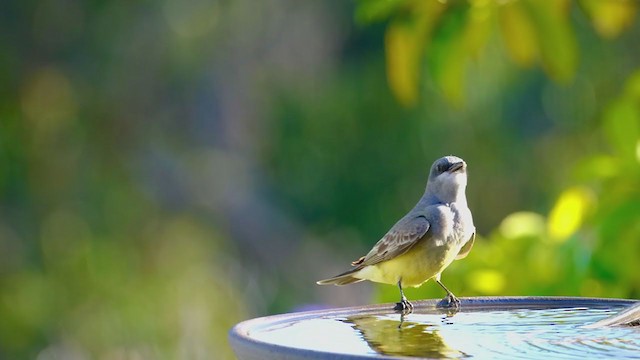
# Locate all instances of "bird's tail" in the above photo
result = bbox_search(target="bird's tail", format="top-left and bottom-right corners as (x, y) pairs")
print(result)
(317, 268), (364, 286)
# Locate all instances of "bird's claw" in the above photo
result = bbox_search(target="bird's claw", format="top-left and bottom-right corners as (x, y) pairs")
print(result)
(394, 299), (414, 313)
(437, 294), (460, 309)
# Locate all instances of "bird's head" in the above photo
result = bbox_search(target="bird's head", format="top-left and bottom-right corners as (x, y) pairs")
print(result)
(426, 155), (468, 203)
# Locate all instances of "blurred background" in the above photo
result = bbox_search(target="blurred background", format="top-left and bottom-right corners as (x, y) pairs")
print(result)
(1, 0), (639, 358)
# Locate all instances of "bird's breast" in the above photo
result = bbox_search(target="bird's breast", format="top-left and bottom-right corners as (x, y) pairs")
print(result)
(450, 202), (474, 243)
(357, 231), (460, 287)
(429, 204), (458, 246)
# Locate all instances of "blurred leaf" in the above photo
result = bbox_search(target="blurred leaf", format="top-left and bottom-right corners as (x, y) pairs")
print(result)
(427, 1), (493, 106)
(602, 98), (640, 163)
(499, 211), (546, 239)
(355, 0), (406, 24)
(385, 1), (446, 107)
(466, 268), (505, 295)
(580, 0), (637, 39)
(548, 186), (595, 242)
(374, 0), (638, 107)
(498, 0), (538, 67)
(593, 197), (640, 292)
(598, 197), (640, 242)
(528, 244), (562, 284)
(523, 0), (577, 83)
(622, 69), (640, 101)
(20, 67), (77, 144)
(428, 4), (469, 106)
(465, 1), (494, 58)
(572, 155), (620, 181)
(385, 20), (423, 107)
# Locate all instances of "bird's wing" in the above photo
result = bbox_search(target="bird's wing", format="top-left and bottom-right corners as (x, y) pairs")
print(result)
(455, 231), (475, 260)
(352, 215), (430, 267)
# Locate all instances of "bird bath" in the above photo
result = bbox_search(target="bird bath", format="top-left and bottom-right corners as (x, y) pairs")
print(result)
(229, 297), (640, 359)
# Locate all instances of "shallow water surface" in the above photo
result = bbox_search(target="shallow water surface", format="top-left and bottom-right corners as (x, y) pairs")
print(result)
(249, 306), (640, 359)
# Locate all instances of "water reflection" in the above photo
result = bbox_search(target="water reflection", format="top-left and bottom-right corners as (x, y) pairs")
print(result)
(343, 313), (468, 358)
(248, 304), (640, 359)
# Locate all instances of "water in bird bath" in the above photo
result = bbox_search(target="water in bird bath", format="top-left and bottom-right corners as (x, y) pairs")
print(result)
(237, 298), (640, 359)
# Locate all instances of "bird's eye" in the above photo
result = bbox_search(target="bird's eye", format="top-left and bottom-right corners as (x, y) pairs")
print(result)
(437, 163), (447, 173)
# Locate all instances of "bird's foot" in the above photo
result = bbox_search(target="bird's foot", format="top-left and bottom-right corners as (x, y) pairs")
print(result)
(394, 298), (414, 313)
(437, 294), (460, 309)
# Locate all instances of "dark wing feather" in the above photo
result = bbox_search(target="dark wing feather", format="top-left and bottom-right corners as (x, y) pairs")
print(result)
(356, 215), (430, 267)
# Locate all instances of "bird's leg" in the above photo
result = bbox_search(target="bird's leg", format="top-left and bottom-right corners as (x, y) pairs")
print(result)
(435, 277), (460, 309)
(393, 279), (413, 313)
(398, 311), (406, 329)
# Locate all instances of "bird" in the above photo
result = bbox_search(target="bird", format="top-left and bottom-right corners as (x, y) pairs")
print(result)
(317, 155), (476, 312)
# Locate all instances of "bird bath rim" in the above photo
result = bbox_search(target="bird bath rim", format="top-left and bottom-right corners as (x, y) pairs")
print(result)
(229, 296), (638, 360)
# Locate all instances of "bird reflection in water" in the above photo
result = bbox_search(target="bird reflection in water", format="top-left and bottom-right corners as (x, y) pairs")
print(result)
(342, 312), (468, 358)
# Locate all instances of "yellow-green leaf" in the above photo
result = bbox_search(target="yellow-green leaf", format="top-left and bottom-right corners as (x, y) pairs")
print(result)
(465, 0), (494, 59)
(499, 211), (546, 239)
(385, 20), (423, 107)
(428, 5), (469, 106)
(355, 0), (405, 25)
(580, 0), (637, 39)
(467, 269), (506, 295)
(385, 1), (446, 107)
(498, 0), (538, 67)
(523, 0), (577, 83)
(548, 186), (595, 242)
(622, 70), (640, 101)
(603, 98), (640, 162)
(572, 155), (620, 181)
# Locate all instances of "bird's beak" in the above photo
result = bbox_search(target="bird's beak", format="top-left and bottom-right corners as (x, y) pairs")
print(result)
(448, 162), (465, 173)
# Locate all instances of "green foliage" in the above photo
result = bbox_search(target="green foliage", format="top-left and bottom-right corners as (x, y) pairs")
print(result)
(0, 201), (244, 358)
(357, 0), (636, 106)
(349, 0), (640, 306)
(375, 69), (640, 304)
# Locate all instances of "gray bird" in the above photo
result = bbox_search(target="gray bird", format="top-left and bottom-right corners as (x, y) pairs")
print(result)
(317, 155), (476, 311)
